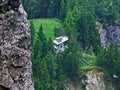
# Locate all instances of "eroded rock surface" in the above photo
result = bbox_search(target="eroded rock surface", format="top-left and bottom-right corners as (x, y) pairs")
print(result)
(83, 69), (116, 90)
(0, 0), (34, 90)
(65, 69), (116, 90)
(106, 25), (120, 48)
(85, 69), (105, 90)
(96, 22), (120, 48)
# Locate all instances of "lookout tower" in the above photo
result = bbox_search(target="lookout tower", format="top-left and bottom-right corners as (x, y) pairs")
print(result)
(53, 36), (68, 54)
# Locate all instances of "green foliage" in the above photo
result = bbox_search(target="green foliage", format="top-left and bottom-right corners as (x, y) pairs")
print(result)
(47, 38), (54, 53)
(29, 18), (63, 40)
(22, 0), (120, 25)
(33, 39), (43, 59)
(36, 58), (50, 90)
(25, 0), (120, 89)
(47, 0), (61, 18)
(54, 27), (65, 37)
(59, 0), (67, 21)
(33, 25), (45, 59)
(31, 19), (83, 89)
(65, 52), (80, 80)
(45, 52), (57, 83)
(74, 5), (100, 53)
(56, 54), (65, 82)
(82, 53), (97, 66)
(30, 21), (35, 46)
(37, 25), (46, 43)
(65, 10), (74, 28)
(97, 43), (120, 88)
(66, 29), (82, 53)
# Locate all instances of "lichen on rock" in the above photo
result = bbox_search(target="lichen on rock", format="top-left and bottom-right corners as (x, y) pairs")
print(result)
(0, 0), (34, 90)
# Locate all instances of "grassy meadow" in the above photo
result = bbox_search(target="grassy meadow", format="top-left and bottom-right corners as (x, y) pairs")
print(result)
(29, 18), (63, 40)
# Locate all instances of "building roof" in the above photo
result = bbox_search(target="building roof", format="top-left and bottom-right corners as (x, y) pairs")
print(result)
(53, 36), (68, 45)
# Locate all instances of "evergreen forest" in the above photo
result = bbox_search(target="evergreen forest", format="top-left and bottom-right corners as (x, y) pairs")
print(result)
(21, 0), (120, 90)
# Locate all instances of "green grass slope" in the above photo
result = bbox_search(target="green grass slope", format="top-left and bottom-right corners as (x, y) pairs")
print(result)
(29, 18), (63, 39)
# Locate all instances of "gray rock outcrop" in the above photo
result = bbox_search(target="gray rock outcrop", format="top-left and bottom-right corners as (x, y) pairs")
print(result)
(106, 25), (120, 48)
(84, 69), (115, 90)
(0, 0), (34, 90)
(96, 22), (120, 48)
(65, 69), (116, 90)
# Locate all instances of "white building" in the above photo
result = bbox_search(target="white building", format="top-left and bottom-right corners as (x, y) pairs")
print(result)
(53, 36), (68, 54)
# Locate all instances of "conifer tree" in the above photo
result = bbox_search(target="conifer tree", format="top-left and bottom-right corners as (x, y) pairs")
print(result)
(56, 54), (66, 90)
(65, 52), (80, 80)
(33, 39), (43, 59)
(45, 52), (57, 83)
(54, 27), (65, 37)
(30, 21), (35, 47)
(59, 0), (67, 21)
(38, 58), (50, 90)
(65, 10), (74, 29)
(47, 38), (54, 53)
(97, 43), (120, 83)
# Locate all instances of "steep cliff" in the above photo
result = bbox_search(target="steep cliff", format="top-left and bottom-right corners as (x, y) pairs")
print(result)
(0, 0), (34, 90)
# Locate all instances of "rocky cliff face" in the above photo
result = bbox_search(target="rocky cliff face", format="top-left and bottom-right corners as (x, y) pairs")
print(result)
(96, 22), (120, 48)
(0, 0), (34, 90)
(105, 25), (120, 47)
(84, 69), (115, 90)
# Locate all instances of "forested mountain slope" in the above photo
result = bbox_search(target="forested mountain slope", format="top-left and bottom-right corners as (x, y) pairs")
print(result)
(21, 0), (120, 90)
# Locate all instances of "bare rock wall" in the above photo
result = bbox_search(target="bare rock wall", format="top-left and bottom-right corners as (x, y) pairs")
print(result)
(0, 0), (34, 90)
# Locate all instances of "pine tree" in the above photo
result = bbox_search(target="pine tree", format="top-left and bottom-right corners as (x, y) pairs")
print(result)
(66, 29), (81, 53)
(59, 0), (67, 21)
(30, 21), (35, 47)
(56, 54), (66, 90)
(65, 10), (74, 29)
(33, 39), (43, 59)
(47, 38), (54, 53)
(33, 57), (50, 90)
(54, 27), (65, 37)
(65, 52), (80, 80)
(37, 25), (46, 44)
(34, 0), (50, 18)
(45, 52), (57, 83)
(48, 0), (61, 18)
(38, 58), (50, 90)
(97, 43), (120, 83)
(37, 25), (48, 58)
